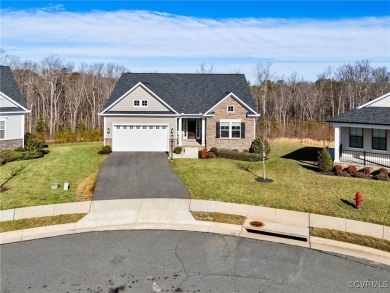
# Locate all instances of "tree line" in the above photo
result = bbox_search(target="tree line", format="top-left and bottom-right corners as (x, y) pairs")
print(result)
(252, 60), (390, 140)
(1, 54), (389, 141)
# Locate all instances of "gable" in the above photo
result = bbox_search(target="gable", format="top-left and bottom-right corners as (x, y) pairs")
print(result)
(205, 93), (259, 115)
(366, 95), (390, 108)
(109, 85), (169, 112)
(212, 96), (250, 118)
(0, 95), (18, 108)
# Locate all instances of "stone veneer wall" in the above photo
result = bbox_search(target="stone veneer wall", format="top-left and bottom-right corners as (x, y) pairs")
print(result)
(206, 97), (255, 151)
(104, 138), (112, 146)
(0, 139), (23, 151)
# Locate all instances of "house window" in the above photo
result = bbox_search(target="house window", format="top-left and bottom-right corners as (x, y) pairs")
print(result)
(372, 129), (387, 151)
(134, 100), (148, 107)
(0, 121), (5, 139)
(349, 127), (363, 148)
(220, 120), (241, 139)
(227, 105), (234, 113)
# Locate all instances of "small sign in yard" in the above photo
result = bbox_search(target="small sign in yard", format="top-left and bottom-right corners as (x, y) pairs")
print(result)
(64, 182), (70, 191)
(51, 183), (60, 189)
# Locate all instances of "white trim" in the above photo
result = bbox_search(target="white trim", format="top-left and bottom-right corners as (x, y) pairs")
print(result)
(103, 117), (106, 146)
(101, 113), (179, 117)
(227, 105), (234, 113)
(247, 114), (261, 117)
(204, 92), (259, 115)
(220, 119), (242, 139)
(0, 111), (30, 115)
(0, 92), (30, 112)
(334, 126), (340, 162)
(201, 118), (205, 146)
(332, 122), (390, 130)
(357, 92), (390, 109)
(0, 119), (5, 140)
(100, 82), (178, 114)
(21, 115), (24, 147)
(178, 117), (182, 146)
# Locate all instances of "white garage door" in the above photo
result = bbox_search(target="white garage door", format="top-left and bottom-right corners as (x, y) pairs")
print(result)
(112, 124), (169, 152)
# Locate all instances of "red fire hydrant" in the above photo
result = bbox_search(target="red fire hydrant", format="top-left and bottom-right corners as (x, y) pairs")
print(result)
(354, 192), (363, 209)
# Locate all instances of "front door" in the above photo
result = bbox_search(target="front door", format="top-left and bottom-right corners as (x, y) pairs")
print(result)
(187, 119), (196, 139)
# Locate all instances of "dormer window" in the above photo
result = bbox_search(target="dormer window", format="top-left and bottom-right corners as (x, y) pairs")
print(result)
(227, 105), (234, 113)
(134, 100), (148, 107)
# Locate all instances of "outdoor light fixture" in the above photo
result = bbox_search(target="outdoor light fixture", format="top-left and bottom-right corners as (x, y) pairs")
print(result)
(107, 127), (110, 134)
(171, 127), (174, 136)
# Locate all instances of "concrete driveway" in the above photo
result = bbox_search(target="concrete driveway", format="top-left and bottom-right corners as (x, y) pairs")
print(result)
(93, 152), (190, 200)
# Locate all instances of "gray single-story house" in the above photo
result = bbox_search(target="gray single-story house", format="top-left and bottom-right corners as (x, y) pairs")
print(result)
(327, 92), (390, 168)
(100, 73), (260, 152)
(0, 65), (30, 151)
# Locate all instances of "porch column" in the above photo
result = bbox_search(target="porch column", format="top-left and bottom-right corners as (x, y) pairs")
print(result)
(201, 118), (205, 146)
(178, 117), (182, 146)
(334, 125), (340, 162)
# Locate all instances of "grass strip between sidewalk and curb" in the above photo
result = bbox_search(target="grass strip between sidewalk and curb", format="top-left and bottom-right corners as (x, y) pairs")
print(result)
(0, 214), (87, 233)
(310, 227), (390, 253)
(191, 211), (246, 225)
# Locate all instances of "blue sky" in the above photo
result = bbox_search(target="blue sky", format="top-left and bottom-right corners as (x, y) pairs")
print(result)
(1, 1), (389, 82)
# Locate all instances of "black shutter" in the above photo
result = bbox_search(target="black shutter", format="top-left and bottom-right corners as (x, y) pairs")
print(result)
(216, 122), (220, 138)
(241, 122), (245, 138)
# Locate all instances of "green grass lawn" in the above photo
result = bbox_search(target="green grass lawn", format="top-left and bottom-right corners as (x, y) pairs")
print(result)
(171, 142), (390, 226)
(0, 142), (106, 210)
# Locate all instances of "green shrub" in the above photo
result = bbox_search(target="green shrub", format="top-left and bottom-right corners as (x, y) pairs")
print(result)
(174, 146), (182, 154)
(24, 133), (45, 151)
(250, 137), (271, 158)
(14, 147), (25, 152)
(217, 149), (262, 162)
(21, 150), (44, 160)
(210, 147), (218, 154)
(98, 145), (112, 154)
(0, 149), (45, 165)
(317, 148), (333, 172)
(242, 149), (249, 153)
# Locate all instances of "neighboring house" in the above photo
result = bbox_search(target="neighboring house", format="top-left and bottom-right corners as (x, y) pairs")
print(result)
(0, 66), (30, 151)
(100, 73), (259, 152)
(327, 92), (390, 168)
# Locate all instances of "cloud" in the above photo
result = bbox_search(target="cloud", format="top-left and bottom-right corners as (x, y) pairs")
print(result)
(1, 9), (389, 81)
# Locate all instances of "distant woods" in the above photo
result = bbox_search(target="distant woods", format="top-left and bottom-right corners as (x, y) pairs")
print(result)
(1, 54), (389, 142)
(252, 60), (390, 140)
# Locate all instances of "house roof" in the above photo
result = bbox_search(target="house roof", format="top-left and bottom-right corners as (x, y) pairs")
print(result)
(0, 65), (27, 110)
(327, 107), (390, 126)
(103, 73), (257, 114)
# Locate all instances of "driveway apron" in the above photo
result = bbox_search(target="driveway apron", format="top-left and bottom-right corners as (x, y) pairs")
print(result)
(93, 152), (190, 200)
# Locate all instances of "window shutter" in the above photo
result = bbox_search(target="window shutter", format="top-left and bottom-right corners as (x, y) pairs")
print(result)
(241, 122), (245, 138)
(216, 122), (220, 138)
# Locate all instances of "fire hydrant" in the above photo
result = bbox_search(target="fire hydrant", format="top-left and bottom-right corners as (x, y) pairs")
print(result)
(354, 192), (363, 209)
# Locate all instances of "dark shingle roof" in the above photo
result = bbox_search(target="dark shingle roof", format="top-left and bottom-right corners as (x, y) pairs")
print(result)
(0, 65), (27, 109)
(106, 111), (176, 115)
(327, 107), (390, 126)
(103, 73), (256, 114)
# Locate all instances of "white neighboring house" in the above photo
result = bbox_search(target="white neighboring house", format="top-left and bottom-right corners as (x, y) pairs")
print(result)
(328, 92), (390, 168)
(0, 65), (30, 151)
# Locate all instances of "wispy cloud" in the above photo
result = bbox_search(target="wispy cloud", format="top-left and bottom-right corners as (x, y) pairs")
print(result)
(1, 8), (389, 80)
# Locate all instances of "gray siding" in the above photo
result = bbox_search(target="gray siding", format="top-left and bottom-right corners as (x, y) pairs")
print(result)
(105, 116), (177, 139)
(0, 113), (24, 140)
(110, 86), (169, 112)
(0, 96), (18, 108)
(367, 96), (390, 107)
(340, 126), (390, 153)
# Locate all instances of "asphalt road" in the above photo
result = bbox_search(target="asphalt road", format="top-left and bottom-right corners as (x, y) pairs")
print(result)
(93, 152), (190, 200)
(1, 231), (389, 293)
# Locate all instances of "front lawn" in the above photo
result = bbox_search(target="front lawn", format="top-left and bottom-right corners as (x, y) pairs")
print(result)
(171, 142), (390, 226)
(0, 142), (106, 210)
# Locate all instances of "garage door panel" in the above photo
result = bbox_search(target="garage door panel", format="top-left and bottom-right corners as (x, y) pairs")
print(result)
(112, 125), (168, 152)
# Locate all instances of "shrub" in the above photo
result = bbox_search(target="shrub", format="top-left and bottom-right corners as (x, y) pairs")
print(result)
(199, 149), (208, 159)
(14, 147), (25, 152)
(174, 146), (182, 154)
(21, 150), (44, 160)
(232, 149), (239, 152)
(378, 168), (389, 176)
(98, 145), (112, 154)
(24, 133), (45, 151)
(210, 147), (218, 154)
(242, 149), (249, 153)
(0, 149), (44, 165)
(347, 165), (358, 174)
(362, 167), (373, 175)
(250, 137), (271, 158)
(207, 151), (215, 158)
(333, 165), (343, 173)
(217, 149), (262, 162)
(317, 148), (333, 172)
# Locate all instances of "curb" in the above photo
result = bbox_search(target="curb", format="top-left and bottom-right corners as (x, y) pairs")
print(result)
(1, 219), (389, 266)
